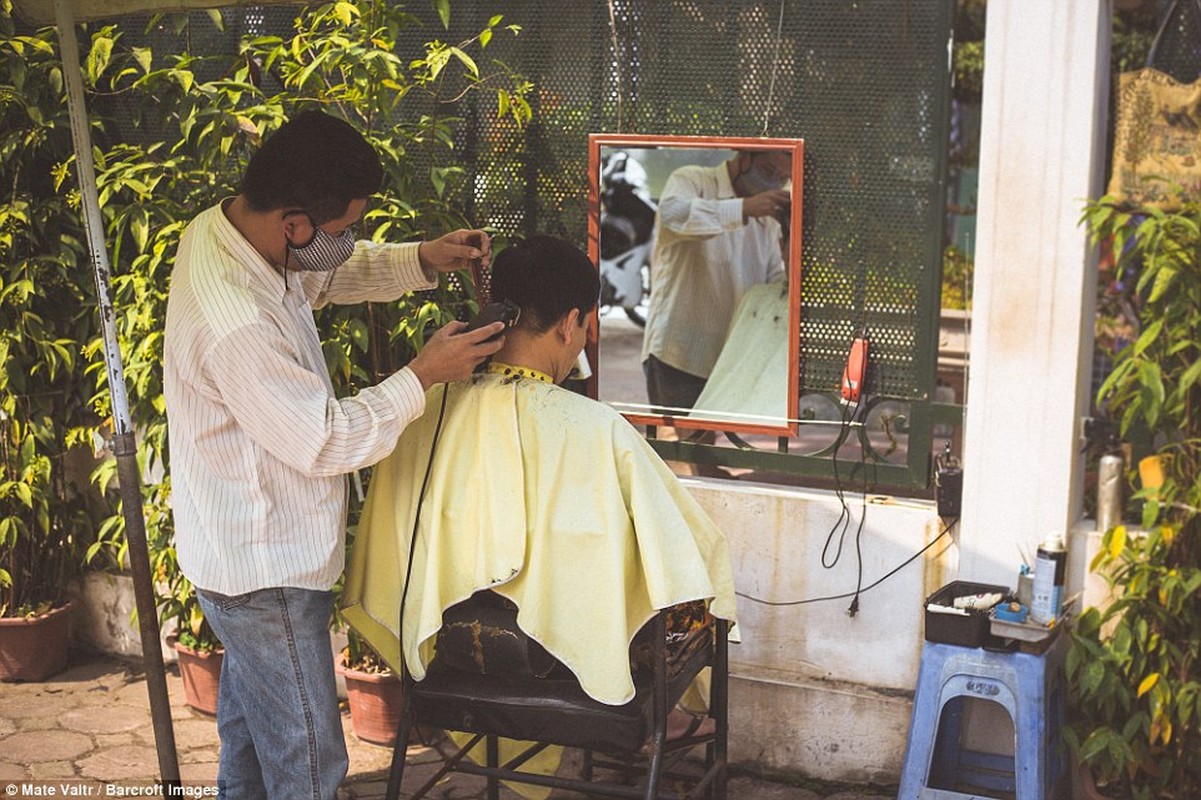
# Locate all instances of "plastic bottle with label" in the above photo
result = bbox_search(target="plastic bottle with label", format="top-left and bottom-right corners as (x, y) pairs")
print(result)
(1096, 443), (1124, 535)
(1030, 531), (1067, 625)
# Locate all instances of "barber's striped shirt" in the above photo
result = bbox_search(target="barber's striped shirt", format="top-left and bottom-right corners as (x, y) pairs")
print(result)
(163, 201), (436, 595)
(641, 163), (785, 378)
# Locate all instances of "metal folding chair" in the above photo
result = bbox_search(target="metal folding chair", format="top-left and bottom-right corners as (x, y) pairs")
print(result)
(384, 608), (729, 800)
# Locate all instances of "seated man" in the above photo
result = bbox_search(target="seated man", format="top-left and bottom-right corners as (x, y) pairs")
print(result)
(340, 235), (737, 709)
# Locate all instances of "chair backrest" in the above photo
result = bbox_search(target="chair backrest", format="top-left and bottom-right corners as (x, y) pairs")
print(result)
(433, 590), (560, 678)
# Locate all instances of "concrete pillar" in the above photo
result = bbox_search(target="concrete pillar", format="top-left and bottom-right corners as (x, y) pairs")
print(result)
(959, 1), (1111, 586)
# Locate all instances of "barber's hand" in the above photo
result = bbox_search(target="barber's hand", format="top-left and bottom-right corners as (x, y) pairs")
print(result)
(417, 229), (492, 274)
(741, 189), (791, 223)
(407, 320), (505, 389)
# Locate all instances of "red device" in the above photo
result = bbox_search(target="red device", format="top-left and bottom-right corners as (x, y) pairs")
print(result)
(841, 336), (869, 404)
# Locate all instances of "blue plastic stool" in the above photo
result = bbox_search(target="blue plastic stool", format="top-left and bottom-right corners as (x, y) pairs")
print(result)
(898, 631), (1068, 800)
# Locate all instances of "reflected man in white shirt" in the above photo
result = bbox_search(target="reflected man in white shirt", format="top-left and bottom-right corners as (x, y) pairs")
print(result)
(642, 150), (790, 414)
(163, 110), (506, 800)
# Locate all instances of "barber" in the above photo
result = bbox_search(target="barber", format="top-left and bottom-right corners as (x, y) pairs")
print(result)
(642, 149), (790, 413)
(162, 110), (504, 799)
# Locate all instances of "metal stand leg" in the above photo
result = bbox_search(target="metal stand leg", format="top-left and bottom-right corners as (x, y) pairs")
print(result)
(385, 673), (416, 800)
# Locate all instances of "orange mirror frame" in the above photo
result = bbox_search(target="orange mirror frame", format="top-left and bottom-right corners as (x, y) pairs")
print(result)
(586, 133), (804, 437)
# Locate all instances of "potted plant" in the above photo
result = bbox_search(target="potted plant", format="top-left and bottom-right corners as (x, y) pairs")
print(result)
(336, 629), (411, 747)
(161, 579), (223, 715)
(0, 15), (109, 677)
(1065, 194), (1201, 799)
(335, 626), (441, 748)
(0, 410), (92, 681)
(2, 0), (529, 689)
(331, 528), (424, 749)
(155, 533), (223, 715)
(169, 624), (223, 717)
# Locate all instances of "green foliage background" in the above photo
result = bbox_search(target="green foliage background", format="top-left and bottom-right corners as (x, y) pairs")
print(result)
(0, 0), (529, 632)
(1067, 197), (1201, 798)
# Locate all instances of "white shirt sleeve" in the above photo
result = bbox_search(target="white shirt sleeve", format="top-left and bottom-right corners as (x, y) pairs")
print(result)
(657, 172), (745, 239)
(203, 320), (426, 477)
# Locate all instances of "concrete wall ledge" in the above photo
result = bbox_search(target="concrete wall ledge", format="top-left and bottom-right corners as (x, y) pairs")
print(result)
(68, 570), (174, 662)
(733, 660), (914, 702)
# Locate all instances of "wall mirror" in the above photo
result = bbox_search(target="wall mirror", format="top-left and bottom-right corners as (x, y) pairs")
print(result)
(586, 134), (804, 437)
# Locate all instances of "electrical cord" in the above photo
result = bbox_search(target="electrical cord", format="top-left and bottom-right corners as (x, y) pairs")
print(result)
(820, 397), (870, 616)
(820, 402), (853, 569)
(397, 382), (451, 668)
(736, 516), (960, 607)
(822, 324), (872, 615)
(848, 468), (868, 617)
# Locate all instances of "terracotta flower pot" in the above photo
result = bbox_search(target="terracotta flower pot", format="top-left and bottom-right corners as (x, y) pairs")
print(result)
(172, 637), (223, 716)
(338, 663), (410, 747)
(0, 602), (73, 681)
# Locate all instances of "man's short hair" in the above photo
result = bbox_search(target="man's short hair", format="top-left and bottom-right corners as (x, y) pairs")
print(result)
(240, 110), (383, 225)
(490, 236), (599, 332)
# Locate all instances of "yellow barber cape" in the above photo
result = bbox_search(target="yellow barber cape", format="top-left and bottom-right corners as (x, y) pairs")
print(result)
(340, 371), (737, 707)
(694, 281), (790, 426)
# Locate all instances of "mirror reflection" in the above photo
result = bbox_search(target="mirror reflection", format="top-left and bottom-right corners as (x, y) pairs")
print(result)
(591, 137), (803, 435)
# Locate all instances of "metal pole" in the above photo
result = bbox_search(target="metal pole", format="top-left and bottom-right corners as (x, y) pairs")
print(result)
(51, 0), (181, 787)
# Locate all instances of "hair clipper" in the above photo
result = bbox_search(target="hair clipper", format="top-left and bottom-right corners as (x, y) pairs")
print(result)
(465, 300), (520, 374)
(464, 299), (520, 341)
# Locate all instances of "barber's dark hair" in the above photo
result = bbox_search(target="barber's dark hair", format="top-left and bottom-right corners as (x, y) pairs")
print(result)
(489, 236), (599, 332)
(240, 110), (383, 225)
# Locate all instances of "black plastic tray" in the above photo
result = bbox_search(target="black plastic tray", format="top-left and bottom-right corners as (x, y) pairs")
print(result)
(924, 580), (1010, 648)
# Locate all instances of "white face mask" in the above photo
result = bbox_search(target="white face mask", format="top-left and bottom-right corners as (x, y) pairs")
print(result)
(285, 214), (356, 272)
(735, 156), (789, 196)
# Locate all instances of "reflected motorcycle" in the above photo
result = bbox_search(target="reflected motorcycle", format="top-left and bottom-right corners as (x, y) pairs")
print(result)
(599, 151), (656, 326)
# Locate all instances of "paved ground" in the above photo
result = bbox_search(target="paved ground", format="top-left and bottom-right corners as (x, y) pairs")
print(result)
(0, 652), (897, 799)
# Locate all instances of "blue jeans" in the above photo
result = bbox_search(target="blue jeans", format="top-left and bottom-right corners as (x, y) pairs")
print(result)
(196, 587), (348, 800)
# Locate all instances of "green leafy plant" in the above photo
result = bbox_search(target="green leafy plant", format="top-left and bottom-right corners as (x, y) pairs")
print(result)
(241, 1), (529, 389)
(951, 0), (985, 105)
(1066, 193), (1201, 798)
(340, 633), (392, 673)
(0, 0), (111, 619)
(941, 244), (973, 310)
(0, 0), (531, 637)
(331, 570), (391, 674)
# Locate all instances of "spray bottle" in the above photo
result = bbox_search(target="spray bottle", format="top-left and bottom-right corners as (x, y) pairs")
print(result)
(1030, 531), (1067, 625)
(1096, 435), (1124, 535)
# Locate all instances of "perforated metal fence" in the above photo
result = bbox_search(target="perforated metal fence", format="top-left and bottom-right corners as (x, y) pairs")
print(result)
(429, 0), (956, 488)
(1150, 0), (1201, 81)
(81, 0), (956, 489)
